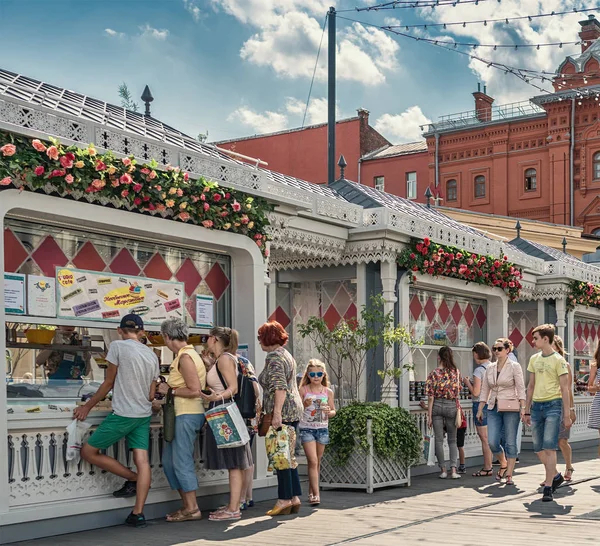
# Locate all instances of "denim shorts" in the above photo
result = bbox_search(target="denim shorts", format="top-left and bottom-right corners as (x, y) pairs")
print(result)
(531, 398), (563, 452)
(473, 402), (488, 427)
(299, 427), (329, 445)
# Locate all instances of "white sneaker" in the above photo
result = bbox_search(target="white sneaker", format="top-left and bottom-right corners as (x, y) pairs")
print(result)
(451, 471), (461, 479)
(439, 471), (448, 479)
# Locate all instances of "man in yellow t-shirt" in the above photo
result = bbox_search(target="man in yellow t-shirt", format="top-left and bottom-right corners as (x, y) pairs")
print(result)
(524, 324), (572, 503)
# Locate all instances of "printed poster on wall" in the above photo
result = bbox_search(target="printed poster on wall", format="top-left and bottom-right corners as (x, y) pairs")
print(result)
(238, 344), (249, 360)
(56, 268), (185, 326)
(196, 295), (214, 328)
(5, 273), (25, 315)
(27, 275), (56, 317)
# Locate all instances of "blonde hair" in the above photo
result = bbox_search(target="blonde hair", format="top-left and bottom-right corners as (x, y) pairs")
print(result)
(300, 359), (329, 388)
(209, 326), (239, 355)
(553, 335), (567, 357)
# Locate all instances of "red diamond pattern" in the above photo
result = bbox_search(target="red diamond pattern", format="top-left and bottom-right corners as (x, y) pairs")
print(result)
(438, 300), (450, 324)
(4, 228), (28, 272)
(204, 262), (230, 301)
(269, 306), (291, 330)
(344, 303), (358, 329)
(592, 325), (597, 341)
(109, 248), (141, 276)
(509, 327), (524, 349)
(584, 324), (590, 340)
(185, 297), (196, 323)
(323, 305), (342, 331)
(525, 327), (535, 347)
(143, 253), (172, 280)
(424, 298), (436, 322)
(446, 323), (457, 344)
(464, 304), (475, 327)
(176, 258), (202, 296)
(451, 302), (463, 325)
(409, 295), (423, 321)
(576, 322), (583, 339)
(475, 305), (487, 328)
(32, 236), (68, 277)
(73, 241), (106, 272)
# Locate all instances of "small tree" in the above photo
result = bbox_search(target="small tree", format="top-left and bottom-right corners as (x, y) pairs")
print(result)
(118, 83), (139, 112)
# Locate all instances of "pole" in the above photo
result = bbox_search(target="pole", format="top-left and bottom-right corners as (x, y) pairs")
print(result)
(328, 6), (336, 185)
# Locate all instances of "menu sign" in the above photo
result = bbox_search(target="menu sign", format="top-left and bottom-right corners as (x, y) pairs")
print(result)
(5, 273), (25, 315)
(56, 268), (185, 326)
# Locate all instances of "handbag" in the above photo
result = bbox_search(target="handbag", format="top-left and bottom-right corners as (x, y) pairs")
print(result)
(265, 425), (299, 471)
(163, 387), (175, 443)
(216, 356), (257, 419)
(455, 372), (465, 428)
(495, 362), (520, 412)
(258, 412), (272, 437)
(205, 398), (250, 449)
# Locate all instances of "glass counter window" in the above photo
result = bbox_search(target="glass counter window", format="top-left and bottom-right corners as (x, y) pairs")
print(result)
(572, 318), (599, 395)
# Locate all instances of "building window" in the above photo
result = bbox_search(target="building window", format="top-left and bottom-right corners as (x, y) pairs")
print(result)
(594, 152), (600, 179)
(406, 172), (417, 199)
(446, 179), (457, 202)
(474, 175), (486, 198)
(374, 176), (385, 192)
(524, 168), (537, 191)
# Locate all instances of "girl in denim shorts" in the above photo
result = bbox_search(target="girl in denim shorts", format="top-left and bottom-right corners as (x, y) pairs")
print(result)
(299, 359), (336, 505)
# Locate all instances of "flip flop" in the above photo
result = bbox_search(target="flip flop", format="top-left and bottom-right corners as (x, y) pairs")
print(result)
(209, 509), (241, 521)
(472, 468), (493, 477)
(167, 509), (202, 522)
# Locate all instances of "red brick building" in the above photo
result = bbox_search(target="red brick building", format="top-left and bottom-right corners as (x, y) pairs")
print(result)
(214, 109), (390, 184)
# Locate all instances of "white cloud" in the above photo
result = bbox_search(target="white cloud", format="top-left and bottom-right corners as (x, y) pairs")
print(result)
(104, 28), (124, 38)
(210, 0), (400, 85)
(139, 24), (169, 40)
(374, 106), (431, 143)
(417, 0), (588, 104)
(183, 0), (202, 22)
(228, 106), (288, 133)
(285, 96), (339, 125)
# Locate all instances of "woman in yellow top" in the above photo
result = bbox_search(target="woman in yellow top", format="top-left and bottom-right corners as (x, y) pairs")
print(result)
(157, 318), (206, 522)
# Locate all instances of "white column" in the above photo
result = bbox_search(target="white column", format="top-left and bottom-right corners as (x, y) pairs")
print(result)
(397, 272), (411, 410)
(556, 297), (567, 341)
(380, 260), (398, 407)
(537, 299), (546, 326)
(0, 205), (7, 516)
(567, 308), (576, 370)
(356, 263), (367, 402)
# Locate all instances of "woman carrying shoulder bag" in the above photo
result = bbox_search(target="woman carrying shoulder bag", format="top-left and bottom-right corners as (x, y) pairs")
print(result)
(478, 338), (526, 486)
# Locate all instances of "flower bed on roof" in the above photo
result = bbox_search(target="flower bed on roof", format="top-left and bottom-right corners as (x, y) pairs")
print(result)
(0, 131), (273, 257)
(398, 238), (523, 302)
(567, 280), (600, 311)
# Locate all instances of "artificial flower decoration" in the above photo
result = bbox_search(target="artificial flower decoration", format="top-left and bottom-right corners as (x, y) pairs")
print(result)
(0, 131), (272, 257)
(398, 237), (523, 301)
(567, 280), (600, 310)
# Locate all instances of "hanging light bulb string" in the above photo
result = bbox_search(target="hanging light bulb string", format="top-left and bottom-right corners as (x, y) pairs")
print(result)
(337, 0), (494, 13)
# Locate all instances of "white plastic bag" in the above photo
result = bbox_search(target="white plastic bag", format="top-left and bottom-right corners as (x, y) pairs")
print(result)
(66, 419), (92, 463)
(426, 431), (436, 466)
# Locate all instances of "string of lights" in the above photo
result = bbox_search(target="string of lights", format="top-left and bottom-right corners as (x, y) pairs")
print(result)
(337, 0), (495, 13)
(379, 7), (599, 30)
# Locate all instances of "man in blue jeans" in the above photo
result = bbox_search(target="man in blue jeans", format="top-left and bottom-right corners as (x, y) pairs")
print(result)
(524, 324), (572, 502)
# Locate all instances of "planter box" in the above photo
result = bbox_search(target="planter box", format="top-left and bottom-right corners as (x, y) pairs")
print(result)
(320, 418), (411, 494)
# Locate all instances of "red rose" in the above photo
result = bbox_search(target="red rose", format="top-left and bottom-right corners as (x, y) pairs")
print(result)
(120, 173), (132, 185)
(133, 183), (142, 193)
(203, 202), (210, 211)
(225, 192), (231, 199)
(423, 237), (430, 246)
(133, 197), (142, 206)
(95, 160), (107, 171)
(34, 166), (45, 176)
(50, 169), (66, 178)
(412, 266), (419, 272)
(148, 203), (156, 211)
(121, 189), (129, 198)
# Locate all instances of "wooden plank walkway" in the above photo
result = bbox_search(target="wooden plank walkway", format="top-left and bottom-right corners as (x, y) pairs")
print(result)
(14, 445), (600, 545)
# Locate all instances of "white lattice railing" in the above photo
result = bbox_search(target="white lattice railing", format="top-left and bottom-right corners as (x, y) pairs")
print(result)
(7, 423), (227, 508)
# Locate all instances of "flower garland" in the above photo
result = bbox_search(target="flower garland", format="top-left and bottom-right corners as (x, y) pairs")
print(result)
(567, 280), (600, 310)
(398, 237), (523, 302)
(0, 132), (273, 257)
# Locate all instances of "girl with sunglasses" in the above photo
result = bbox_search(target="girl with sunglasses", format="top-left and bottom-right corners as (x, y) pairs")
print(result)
(299, 359), (336, 505)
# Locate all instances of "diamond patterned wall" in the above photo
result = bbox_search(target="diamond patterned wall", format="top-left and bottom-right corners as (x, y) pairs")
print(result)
(4, 220), (232, 327)
(573, 318), (599, 357)
(508, 304), (538, 366)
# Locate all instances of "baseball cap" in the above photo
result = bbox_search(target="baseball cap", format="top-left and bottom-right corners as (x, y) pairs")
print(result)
(120, 313), (144, 330)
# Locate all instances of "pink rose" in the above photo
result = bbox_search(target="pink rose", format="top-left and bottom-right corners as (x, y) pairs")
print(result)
(220, 211), (229, 217)
(192, 195), (199, 203)
(154, 185), (162, 191)
(183, 172), (189, 181)
(111, 179), (120, 188)
(120, 173), (132, 185)
(95, 160), (107, 172)
(201, 220), (214, 228)
(176, 188), (183, 197)
(140, 168), (151, 175)
(255, 240), (263, 247)
(133, 197), (142, 206)
(133, 183), (142, 193)
(65, 174), (74, 184)
(203, 202), (210, 211)
(121, 189), (129, 198)
(203, 186), (210, 193)
(122, 157), (132, 166)
(0, 177), (12, 186)
(50, 169), (66, 178)
(1, 144), (16, 156)
(240, 215), (249, 225)
(34, 166), (45, 176)
(156, 203), (166, 212)
(92, 179), (105, 190)
(264, 248), (270, 257)
(213, 193), (222, 202)
(179, 212), (190, 222)
(200, 193), (206, 201)
(32, 140), (46, 152)
(148, 170), (157, 180)
(59, 152), (75, 169)
(46, 146), (59, 160)
(231, 201), (241, 212)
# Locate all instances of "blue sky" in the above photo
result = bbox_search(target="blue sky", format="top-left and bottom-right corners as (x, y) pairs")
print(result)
(0, 0), (588, 143)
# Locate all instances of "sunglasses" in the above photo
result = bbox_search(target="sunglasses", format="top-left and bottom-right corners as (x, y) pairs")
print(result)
(493, 346), (506, 352)
(309, 372), (324, 378)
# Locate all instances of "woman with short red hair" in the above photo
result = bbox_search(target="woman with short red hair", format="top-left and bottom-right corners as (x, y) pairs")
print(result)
(257, 321), (303, 515)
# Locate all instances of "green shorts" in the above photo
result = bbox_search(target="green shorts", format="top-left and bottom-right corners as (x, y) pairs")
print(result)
(87, 413), (151, 450)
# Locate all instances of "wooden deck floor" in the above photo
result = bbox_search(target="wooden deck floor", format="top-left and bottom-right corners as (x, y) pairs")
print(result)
(14, 445), (600, 546)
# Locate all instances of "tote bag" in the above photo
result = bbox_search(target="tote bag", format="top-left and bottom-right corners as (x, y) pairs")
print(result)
(205, 400), (250, 449)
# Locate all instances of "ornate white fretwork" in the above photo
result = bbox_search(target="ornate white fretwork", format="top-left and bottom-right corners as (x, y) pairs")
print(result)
(7, 424), (227, 508)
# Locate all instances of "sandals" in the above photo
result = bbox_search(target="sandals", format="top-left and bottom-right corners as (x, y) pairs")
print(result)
(505, 475), (515, 486)
(496, 467), (508, 481)
(166, 509), (202, 522)
(472, 468), (494, 477)
(308, 494), (320, 505)
(209, 509), (241, 521)
(565, 467), (575, 482)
